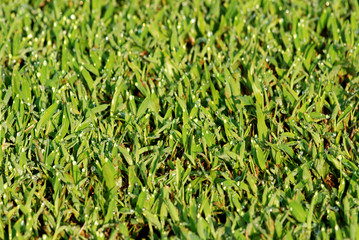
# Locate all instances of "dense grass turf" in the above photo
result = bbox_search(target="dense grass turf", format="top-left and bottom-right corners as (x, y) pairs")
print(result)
(0, 0), (359, 239)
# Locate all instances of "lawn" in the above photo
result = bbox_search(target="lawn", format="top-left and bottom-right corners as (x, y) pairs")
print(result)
(0, 0), (359, 239)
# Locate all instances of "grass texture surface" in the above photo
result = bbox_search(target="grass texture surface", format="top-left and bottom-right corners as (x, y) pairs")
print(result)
(0, 0), (359, 239)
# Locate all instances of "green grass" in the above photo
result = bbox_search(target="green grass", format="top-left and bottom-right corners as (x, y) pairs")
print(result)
(0, 0), (359, 239)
